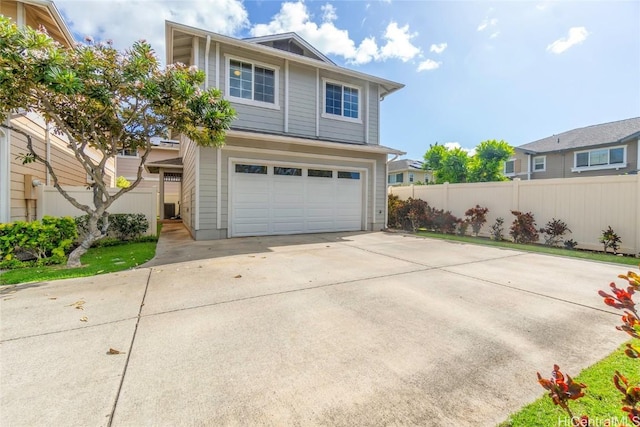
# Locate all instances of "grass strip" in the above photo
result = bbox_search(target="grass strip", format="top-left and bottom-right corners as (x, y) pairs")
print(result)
(414, 231), (640, 266)
(0, 242), (156, 285)
(499, 342), (639, 426)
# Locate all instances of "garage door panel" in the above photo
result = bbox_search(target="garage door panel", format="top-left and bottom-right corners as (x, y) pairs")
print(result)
(231, 163), (363, 237)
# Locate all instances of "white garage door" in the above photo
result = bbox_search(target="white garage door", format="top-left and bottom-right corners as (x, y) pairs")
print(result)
(231, 162), (364, 237)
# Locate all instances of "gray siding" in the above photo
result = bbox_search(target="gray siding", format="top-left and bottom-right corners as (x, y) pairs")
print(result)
(182, 35), (383, 146)
(217, 46), (284, 134)
(287, 63), (317, 138)
(368, 83), (379, 145)
(180, 138), (197, 237)
(517, 139), (639, 180)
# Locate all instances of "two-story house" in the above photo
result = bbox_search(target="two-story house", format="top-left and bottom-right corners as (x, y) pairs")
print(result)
(0, 0), (116, 223)
(387, 159), (432, 186)
(162, 22), (405, 240)
(506, 117), (640, 180)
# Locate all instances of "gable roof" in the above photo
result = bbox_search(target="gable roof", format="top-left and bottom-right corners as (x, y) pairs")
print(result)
(516, 117), (640, 154)
(165, 21), (404, 98)
(388, 159), (425, 172)
(242, 33), (336, 65)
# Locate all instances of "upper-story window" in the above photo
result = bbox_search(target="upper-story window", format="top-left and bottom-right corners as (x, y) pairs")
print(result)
(322, 79), (361, 123)
(226, 56), (279, 109)
(573, 146), (626, 172)
(533, 156), (546, 172)
(117, 147), (138, 157)
(504, 159), (515, 175)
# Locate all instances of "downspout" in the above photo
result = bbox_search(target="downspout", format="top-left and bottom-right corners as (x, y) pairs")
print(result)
(0, 122), (10, 223)
(204, 35), (211, 89)
(384, 153), (400, 229)
(45, 121), (51, 185)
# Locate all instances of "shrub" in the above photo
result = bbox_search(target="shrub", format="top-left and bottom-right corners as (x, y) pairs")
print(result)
(564, 239), (579, 250)
(75, 213), (149, 242)
(0, 216), (77, 268)
(464, 205), (489, 237)
(490, 217), (505, 241)
(510, 210), (539, 244)
(427, 207), (460, 234)
(539, 218), (571, 247)
(600, 226), (622, 255)
(388, 194), (403, 229)
(457, 220), (469, 236)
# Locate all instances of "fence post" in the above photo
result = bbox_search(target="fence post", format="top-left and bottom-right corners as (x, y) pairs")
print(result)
(410, 184), (415, 199)
(636, 174), (640, 256)
(443, 182), (449, 212)
(512, 178), (521, 212)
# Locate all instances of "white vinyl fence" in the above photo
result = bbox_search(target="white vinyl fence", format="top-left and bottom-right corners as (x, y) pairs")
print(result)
(37, 185), (157, 236)
(389, 174), (640, 255)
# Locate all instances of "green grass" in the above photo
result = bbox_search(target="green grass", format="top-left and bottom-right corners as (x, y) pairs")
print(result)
(415, 231), (640, 266)
(0, 241), (157, 285)
(499, 342), (639, 426)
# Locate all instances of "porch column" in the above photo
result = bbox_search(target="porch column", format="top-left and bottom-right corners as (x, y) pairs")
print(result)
(0, 128), (9, 222)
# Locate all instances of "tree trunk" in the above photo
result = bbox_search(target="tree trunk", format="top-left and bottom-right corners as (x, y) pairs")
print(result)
(66, 212), (106, 268)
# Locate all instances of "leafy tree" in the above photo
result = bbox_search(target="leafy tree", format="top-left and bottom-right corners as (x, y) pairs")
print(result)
(423, 144), (469, 183)
(468, 139), (514, 182)
(0, 17), (235, 267)
(423, 139), (514, 184)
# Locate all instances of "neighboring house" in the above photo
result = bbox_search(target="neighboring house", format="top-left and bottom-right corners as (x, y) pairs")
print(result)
(387, 159), (432, 186)
(507, 117), (640, 180)
(0, 0), (116, 223)
(118, 138), (181, 219)
(160, 22), (405, 239)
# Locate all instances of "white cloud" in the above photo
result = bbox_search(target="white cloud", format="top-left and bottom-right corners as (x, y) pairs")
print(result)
(321, 4), (337, 22)
(547, 26), (589, 54)
(477, 18), (497, 32)
(444, 142), (475, 156)
(430, 43), (447, 54)
(57, 0), (249, 63)
(489, 31), (500, 39)
(379, 22), (421, 62)
(417, 59), (441, 71)
(251, 2), (421, 65)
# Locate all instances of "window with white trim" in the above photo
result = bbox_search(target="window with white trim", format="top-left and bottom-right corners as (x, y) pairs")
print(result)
(227, 57), (279, 108)
(388, 173), (403, 184)
(322, 79), (360, 122)
(573, 146), (626, 170)
(409, 172), (415, 183)
(504, 159), (515, 175)
(533, 156), (546, 172)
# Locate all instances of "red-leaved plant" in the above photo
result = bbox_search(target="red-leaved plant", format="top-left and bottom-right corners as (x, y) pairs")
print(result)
(537, 365), (587, 425)
(537, 266), (640, 426)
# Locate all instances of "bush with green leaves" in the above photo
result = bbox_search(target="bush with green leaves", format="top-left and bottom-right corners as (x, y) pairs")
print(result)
(510, 210), (539, 244)
(600, 226), (622, 255)
(539, 218), (572, 247)
(0, 216), (77, 268)
(490, 217), (505, 241)
(75, 213), (149, 242)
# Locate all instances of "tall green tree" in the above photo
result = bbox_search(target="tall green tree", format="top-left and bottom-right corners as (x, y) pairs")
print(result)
(423, 139), (514, 184)
(423, 143), (470, 183)
(0, 16), (235, 267)
(468, 139), (514, 182)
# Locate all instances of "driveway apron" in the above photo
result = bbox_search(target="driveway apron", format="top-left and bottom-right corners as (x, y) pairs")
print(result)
(1, 227), (629, 426)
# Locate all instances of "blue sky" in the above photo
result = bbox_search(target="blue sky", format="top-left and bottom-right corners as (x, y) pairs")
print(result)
(56, 0), (640, 160)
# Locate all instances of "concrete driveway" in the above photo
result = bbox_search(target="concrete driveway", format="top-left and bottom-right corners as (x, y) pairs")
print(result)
(0, 227), (631, 426)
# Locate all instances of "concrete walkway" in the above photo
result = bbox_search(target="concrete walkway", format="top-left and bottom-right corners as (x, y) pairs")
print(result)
(0, 226), (631, 426)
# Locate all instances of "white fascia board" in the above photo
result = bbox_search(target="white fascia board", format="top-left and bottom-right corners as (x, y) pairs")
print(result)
(225, 130), (405, 156)
(166, 21), (404, 97)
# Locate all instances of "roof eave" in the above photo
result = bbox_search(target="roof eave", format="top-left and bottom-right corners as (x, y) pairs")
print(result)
(165, 21), (404, 95)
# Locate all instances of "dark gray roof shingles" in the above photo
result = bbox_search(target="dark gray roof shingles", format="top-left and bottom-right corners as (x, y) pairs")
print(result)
(516, 117), (640, 154)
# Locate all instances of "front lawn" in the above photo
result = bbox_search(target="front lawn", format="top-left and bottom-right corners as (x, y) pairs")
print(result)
(0, 241), (156, 285)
